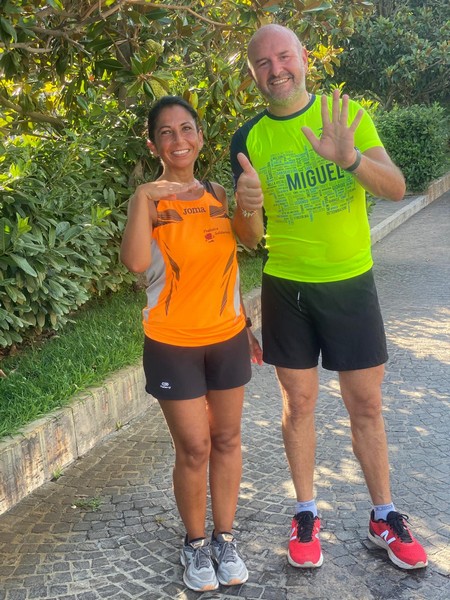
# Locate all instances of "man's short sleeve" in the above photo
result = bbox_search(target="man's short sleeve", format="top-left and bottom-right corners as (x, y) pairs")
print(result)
(230, 128), (247, 190)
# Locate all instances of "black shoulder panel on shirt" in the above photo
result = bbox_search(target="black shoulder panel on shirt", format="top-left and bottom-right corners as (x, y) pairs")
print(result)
(230, 110), (268, 188)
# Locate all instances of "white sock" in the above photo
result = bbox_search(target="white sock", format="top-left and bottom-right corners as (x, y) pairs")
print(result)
(373, 502), (396, 521)
(295, 499), (318, 517)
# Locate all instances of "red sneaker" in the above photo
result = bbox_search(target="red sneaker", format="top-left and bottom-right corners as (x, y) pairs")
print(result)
(368, 510), (428, 569)
(287, 511), (323, 568)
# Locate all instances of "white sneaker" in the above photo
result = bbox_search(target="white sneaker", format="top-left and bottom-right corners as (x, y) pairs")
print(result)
(211, 532), (249, 586)
(180, 537), (218, 592)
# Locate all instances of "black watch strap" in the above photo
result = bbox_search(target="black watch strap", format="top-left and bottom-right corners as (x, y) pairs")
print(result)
(245, 317), (252, 328)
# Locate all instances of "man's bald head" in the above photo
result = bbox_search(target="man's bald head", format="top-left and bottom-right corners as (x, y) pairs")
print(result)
(247, 24), (304, 67)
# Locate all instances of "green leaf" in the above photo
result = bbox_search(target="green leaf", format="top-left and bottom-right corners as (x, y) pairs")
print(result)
(0, 17), (17, 42)
(130, 56), (144, 75)
(5, 284), (27, 304)
(16, 214), (32, 236)
(48, 280), (66, 299)
(62, 225), (83, 242)
(36, 312), (46, 328)
(86, 38), (112, 52)
(0, 51), (19, 78)
(0, 218), (12, 253)
(55, 222), (70, 236)
(76, 96), (89, 111)
(87, 20), (106, 39)
(48, 228), (56, 248)
(146, 8), (170, 20)
(263, 5), (280, 13)
(303, 3), (333, 14)
(47, 0), (64, 9)
(10, 254), (38, 277)
(95, 59), (124, 72)
(142, 55), (157, 73)
(143, 81), (154, 98)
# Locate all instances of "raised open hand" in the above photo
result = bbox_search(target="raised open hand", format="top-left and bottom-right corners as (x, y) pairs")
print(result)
(302, 89), (363, 169)
(135, 179), (204, 203)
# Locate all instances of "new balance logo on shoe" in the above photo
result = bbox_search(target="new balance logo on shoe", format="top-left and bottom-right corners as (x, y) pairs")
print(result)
(290, 526), (297, 542)
(380, 530), (396, 545)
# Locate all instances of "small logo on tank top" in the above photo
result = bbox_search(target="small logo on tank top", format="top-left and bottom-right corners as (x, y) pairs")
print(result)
(160, 381), (171, 389)
(183, 207), (206, 215)
(204, 226), (219, 243)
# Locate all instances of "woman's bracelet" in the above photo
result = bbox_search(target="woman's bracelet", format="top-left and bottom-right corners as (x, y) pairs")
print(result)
(240, 206), (257, 218)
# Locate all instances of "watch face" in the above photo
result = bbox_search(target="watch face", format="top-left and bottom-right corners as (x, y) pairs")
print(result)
(245, 317), (252, 328)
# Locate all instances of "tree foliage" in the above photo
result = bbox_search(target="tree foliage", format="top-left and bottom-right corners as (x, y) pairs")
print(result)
(0, 1), (373, 136)
(1, 0), (374, 349)
(337, 0), (450, 108)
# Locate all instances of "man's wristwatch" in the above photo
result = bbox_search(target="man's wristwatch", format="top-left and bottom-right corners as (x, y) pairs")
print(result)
(344, 147), (362, 173)
(245, 317), (252, 328)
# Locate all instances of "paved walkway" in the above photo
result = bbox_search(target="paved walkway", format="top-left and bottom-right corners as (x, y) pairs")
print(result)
(0, 193), (449, 600)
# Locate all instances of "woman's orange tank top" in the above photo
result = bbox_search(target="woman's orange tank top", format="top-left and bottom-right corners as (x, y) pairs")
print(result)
(142, 187), (245, 346)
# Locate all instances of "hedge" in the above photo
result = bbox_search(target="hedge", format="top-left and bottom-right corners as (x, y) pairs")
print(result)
(376, 103), (448, 192)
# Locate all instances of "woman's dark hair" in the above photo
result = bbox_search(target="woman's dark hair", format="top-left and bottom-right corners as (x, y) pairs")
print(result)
(147, 96), (200, 142)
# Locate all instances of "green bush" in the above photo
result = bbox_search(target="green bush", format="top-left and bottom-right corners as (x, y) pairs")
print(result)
(0, 101), (144, 348)
(337, 1), (450, 109)
(376, 103), (448, 192)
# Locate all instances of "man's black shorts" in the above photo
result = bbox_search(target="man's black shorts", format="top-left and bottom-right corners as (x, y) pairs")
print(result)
(143, 328), (251, 400)
(261, 269), (388, 371)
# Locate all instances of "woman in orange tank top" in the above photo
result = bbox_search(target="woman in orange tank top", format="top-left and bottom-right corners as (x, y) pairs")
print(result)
(120, 96), (262, 592)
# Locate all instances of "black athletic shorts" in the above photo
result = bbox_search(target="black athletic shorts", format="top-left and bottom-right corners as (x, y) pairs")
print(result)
(143, 328), (251, 400)
(261, 269), (388, 371)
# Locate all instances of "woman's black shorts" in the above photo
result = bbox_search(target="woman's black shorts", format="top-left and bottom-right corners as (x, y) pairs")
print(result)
(143, 328), (251, 400)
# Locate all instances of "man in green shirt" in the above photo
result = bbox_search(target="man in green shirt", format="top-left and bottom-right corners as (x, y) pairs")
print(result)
(231, 23), (427, 572)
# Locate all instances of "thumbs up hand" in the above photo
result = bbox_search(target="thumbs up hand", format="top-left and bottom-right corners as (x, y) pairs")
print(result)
(236, 153), (263, 213)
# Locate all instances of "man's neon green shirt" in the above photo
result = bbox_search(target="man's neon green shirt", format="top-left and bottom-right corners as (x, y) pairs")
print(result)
(230, 95), (383, 283)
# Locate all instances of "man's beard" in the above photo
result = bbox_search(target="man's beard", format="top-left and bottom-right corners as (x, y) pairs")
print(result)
(265, 78), (307, 108)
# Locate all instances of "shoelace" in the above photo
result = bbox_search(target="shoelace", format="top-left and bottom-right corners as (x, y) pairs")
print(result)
(294, 511), (315, 543)
(386, 512), (413, 543)
(191, 544), (213, 570)
(217, 540), (239, 564)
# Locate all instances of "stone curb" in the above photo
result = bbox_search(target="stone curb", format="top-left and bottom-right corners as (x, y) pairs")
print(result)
(371, 172), (450, 244)
(0, 365), (148, 515)
(1, 172), (449, 516)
